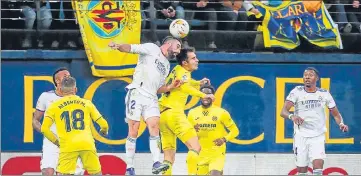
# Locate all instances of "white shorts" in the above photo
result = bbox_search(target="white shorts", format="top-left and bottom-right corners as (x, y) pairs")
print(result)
(293, 133), (326, 167)
(41, 139), (85, 174)
(125, 88), (160, 122)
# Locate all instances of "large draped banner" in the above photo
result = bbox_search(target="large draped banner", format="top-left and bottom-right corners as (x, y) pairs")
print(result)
(252, 1), (343, 50)
(73, 0), (141, 77)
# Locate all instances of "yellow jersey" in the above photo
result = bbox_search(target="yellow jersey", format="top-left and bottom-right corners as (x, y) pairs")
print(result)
(42, 95), (106, 152)
(159, 65), (206, 110)
(188, 105), (239, 150)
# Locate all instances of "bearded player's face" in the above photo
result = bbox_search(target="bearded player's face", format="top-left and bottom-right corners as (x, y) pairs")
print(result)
(167, 40), (181, 59)
(201, 88), (213, 107)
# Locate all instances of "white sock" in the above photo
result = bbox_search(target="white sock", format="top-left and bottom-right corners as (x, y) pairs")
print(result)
(298, 173), (307, 175)
(149, 135), (161, 163)
(126, 137), (137, 169)
(313, 169), (323, 175)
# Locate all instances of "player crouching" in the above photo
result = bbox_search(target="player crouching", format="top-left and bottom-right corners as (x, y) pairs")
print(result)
(188, 84), (240, 175)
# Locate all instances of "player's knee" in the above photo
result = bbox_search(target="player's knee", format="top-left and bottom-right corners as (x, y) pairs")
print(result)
(42, 168), (55, 176)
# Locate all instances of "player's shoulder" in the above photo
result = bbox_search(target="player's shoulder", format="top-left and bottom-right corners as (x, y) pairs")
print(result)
(189, 105), (203, 114)
(38, 90), (58, 100)
(142, 43), (160, 50)
(317, 88), (329, 93)
(292, 86), (304, 92)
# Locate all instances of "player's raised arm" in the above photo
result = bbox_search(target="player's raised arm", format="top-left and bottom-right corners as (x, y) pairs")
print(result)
(109, 42), (157, 55)
(221, 110), (239, 142)
(33, 93), (47, 132)
(89, 101), (109, 135)
(326, 92), (349, 132)
(41, 107), (59, 147)
(157, 79), (183, 94)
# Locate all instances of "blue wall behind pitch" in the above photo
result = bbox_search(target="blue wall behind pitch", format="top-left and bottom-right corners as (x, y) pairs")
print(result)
(2, 50), (361, 153)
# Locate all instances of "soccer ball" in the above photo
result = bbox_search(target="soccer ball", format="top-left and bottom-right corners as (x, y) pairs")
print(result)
(169, 19), (190, 39)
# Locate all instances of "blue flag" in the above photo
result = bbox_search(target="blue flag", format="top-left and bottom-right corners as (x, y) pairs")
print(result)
(252, 1), (343, 50)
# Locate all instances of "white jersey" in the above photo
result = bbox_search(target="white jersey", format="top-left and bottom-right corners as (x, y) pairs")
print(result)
(286, 86), (336, 137)
(126, 43), (170, 99)
(36, 90), (62, 146)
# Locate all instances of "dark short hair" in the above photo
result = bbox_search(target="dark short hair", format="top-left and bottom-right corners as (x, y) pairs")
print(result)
(200, 84), (215, 94)
(161, 36), (182, 45)
(176, 47), (195, 65)
(53, 67), (69, 87)
(305, 67), (319, 77)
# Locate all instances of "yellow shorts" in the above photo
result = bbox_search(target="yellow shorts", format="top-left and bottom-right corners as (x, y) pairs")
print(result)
(197, 149), (226, 175)
(57, 150), (101, 174)
(159, 106), (197, 150)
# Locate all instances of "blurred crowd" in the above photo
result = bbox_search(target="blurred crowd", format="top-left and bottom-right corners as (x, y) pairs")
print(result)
(1, 0), (361, 50)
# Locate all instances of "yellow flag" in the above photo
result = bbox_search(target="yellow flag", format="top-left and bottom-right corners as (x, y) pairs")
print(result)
(73, 0), (141, 77)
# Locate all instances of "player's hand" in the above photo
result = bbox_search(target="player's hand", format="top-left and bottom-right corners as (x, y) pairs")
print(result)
(339, 123), (349, 132)
(213, 137), (226, 146)
(194, 124), (200, 132)
(108, 42), (118, 50)
(169, 79), (183, 90)
(200, 78), (210, 86)
(100, 129), (108, 136)
(291, 115), (304, 125)
(204, 94), (215, 102)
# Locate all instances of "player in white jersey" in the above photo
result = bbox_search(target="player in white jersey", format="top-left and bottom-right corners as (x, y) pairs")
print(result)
(281, 67), (349, 175)
(33, 68), (84, 175)
(109, 37), (182, 175)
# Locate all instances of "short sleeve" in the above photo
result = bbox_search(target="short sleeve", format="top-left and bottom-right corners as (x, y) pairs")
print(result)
(44, 105), (55, 121)
(221, 110), (235, 128)
(325, 91), (336, 109)
(130, 43), (159, 55)
(88, 101), (102, 122)
(286, 87), (298, 104)
(36, 93), (47, 112)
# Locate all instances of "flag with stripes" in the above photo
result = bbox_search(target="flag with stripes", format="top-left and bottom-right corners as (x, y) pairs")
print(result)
(73, 0), (141, 77)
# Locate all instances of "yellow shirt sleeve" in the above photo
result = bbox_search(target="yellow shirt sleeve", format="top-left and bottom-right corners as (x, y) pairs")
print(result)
(190, 79), (201, 89)
(178, 72), (206, 98)
(221, 110), (239, 141)
(89, 101), (109, 132)
(41, 106), (58, 144)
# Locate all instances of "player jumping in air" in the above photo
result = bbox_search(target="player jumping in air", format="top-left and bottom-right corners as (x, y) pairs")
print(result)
(188, 84), (239, 175)
(109, 37), (183, 175)
(281, 67), (349, 175)
(33, 68), (84, 175)
(41, 77), (109, 175)
(156, 47), (215, 175)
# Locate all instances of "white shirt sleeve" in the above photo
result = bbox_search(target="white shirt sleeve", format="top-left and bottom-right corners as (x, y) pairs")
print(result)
(286, 87), (298, 104)
(36, 93), (47, 112)
(130, 43), (159, 55)
(326, 91), (336, 109)
(243, 0), (255, 11)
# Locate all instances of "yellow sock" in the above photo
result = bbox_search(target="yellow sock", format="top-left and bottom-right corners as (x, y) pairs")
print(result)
(162, 160), (172, 175)
(186, 149), (199, 175)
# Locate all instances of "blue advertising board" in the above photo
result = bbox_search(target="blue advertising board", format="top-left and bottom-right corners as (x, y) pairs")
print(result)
(2, 57), (361, 153)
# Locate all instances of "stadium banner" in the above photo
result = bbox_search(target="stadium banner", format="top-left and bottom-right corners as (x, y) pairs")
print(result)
(252, 1), (342, 50)
(73, 0), (141, 77)
(2, 153), (360, 175)
(2, 61), (361, 153)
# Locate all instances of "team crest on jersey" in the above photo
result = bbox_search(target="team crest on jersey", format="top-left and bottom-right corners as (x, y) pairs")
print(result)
(202, 111), (209, 116)
(86, 0), (137, 38)
(318, 96), (323, 101)
(212, 116), (218, 121)
(182, 75), (188, 81)
(297, 86), (303, 91)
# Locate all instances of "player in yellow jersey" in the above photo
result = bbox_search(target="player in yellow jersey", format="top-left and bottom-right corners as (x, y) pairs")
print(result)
(188, 84), (239, 175)
(156, 47), (215, 175)
(41, 77), (109, 175)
